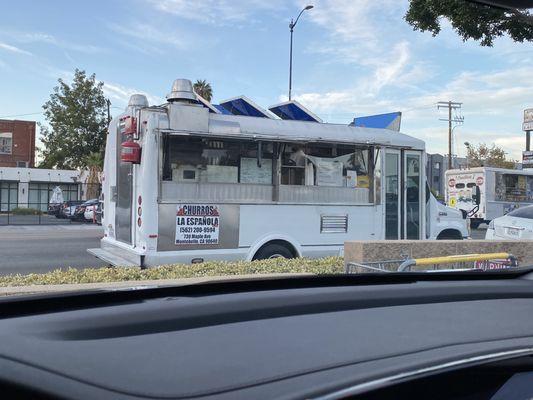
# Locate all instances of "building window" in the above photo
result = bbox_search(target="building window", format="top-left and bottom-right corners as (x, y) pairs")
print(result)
(0, 132), (13, 154)
(434, 162), (440, 170)
(0, 181), (18, 212)
(28, 182), (79, 211)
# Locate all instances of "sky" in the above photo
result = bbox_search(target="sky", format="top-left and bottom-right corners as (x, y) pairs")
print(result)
(0, 0), (532, 159)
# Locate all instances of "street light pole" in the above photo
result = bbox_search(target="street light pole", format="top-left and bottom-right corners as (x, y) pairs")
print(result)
(288, 5), (313, 101)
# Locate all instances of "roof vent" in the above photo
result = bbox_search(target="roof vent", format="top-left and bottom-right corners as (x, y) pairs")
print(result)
(167, 79), (197, 103)
(127, 94), (149, 108)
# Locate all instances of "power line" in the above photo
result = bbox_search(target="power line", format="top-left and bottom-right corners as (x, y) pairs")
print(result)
(0, 112), (43, 119)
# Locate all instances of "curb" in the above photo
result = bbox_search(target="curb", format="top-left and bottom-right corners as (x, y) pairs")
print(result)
(0, 273), (310, 297)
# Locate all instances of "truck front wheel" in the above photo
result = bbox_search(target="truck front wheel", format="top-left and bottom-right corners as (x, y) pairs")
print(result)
(437, 229), (463, 240)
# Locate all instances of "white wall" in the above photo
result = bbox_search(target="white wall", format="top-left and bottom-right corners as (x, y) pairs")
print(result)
(0, 167), (84, 208)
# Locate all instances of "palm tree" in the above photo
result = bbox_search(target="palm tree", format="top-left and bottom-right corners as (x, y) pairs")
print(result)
(193, 79), (213, 102)
(85, 152), (102, 200)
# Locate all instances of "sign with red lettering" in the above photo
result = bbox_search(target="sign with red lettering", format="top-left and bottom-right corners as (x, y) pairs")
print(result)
(175, 204), (220, 245)
(474, 259), (512, 271)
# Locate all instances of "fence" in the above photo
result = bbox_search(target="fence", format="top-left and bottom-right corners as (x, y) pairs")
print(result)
(0, 183), (102, 225)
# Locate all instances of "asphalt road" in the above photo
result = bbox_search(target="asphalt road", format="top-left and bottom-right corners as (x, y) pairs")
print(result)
(470, 226), (487, 240)
(0, 225), (107, 276)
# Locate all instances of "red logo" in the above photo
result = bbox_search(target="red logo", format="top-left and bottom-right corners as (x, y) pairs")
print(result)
(476, 176), (484, 186)
(448, 178), (456, 187)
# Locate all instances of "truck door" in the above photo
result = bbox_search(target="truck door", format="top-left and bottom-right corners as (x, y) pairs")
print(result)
(115, 125), (133, 244)
(384, 150), (401, 239)
(384, 149), (424, 240)
(403, 151), (422, 239)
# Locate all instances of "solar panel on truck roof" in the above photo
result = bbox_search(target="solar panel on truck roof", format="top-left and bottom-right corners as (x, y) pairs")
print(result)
(213, 104), (232, 115)
(219, 96), (273, 118)
(268, 100), (322, 123)
(352, 112), (402, 131)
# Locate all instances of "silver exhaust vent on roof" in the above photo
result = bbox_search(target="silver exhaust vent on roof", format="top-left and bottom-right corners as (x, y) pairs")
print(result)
(166, 79), (197, 103)
(127, 94), (149, 108)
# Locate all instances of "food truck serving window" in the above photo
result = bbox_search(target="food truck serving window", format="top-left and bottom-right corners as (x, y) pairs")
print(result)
(280, 144), (369, 188)
(495, 173), (533, 202)
(162, 136), (274, 184)
(162, 135), (374, 204)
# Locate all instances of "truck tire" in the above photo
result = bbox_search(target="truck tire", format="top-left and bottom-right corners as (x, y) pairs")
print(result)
(437, 229), (463, 240)
(470, 219), (481, 229)
(253, 243), (294, 260)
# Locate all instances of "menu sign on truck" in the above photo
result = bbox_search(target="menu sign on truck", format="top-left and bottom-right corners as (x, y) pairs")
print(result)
(175, 204), (220, 245)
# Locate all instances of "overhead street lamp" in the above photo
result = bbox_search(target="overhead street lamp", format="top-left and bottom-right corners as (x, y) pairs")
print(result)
(288, 4), (313, 101)
(464, 141), (471, 169)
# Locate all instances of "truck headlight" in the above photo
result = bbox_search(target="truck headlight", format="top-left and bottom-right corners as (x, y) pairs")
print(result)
(488, 220), (495, 230)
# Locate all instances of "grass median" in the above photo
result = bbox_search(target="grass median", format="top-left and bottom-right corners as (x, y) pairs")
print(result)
(0, 257), (345, 287)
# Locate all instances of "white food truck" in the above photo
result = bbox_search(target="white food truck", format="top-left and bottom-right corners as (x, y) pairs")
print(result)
(89, 79), (468, 267)
(446, 167), (533, 228)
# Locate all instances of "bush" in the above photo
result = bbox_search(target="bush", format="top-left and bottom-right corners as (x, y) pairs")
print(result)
(10, 207), (43, 215)
(0, 257), (345, 287)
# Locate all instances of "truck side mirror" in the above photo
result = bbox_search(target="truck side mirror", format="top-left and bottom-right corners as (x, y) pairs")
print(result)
(473, 185), (481, 205)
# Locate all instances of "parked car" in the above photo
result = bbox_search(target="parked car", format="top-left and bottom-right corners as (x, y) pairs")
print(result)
(58, 200), (84, 219)
(81, 199), (99, 222)
(485, 205), (533, 240)
(47, 203), (62, 216)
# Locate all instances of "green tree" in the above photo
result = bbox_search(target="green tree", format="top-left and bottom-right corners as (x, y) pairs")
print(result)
(193, 79), (213, 102)
(466, 143), (516, 168)
(39, 69), (108, 169)
(405, 0), (533, 46)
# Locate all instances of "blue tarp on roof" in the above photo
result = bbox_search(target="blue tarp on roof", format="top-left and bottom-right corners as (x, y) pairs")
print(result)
(269, 101), (321, 123)
(351, 112), (402, 131)
(219, 97), (271, 118)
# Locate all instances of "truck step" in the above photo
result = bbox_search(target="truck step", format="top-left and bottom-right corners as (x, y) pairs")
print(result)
(87, 248), (139, 267)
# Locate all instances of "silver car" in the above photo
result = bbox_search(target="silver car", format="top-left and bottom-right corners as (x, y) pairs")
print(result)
(485, 205), (533, 240)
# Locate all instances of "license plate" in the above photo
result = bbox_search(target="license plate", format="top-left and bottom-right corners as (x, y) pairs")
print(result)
(507, 227), (520, 237)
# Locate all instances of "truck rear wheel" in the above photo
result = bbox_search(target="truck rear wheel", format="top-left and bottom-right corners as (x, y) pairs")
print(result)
(253, 243), (294, 260)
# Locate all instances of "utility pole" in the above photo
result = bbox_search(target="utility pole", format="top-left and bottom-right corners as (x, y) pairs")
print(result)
(106, 99), (111, 126)
(437, 101), (464, 170)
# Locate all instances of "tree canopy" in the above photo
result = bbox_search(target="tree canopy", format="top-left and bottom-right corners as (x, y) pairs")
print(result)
(405, 0), (533, 46)
(39, 69), (108, 170)
(193, 79), (213, 102)
(466, 142), (516, 168)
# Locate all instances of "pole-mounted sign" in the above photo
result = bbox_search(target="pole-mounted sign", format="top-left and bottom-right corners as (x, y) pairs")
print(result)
(523, 108), (533, 131)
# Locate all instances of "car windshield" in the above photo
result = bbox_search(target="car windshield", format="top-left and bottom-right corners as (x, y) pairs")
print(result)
(508, 206), (533, 219)
(0, 0), (532, 295)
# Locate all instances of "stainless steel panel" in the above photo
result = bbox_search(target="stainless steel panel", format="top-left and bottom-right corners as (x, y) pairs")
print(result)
(168, 103), (209, 132)
(279, 185), (369, 204)
(157, 203), (240, 251)
(320, 215), (348, 233)
(161, 182), (273, 203)
(115, 125), (133, 244)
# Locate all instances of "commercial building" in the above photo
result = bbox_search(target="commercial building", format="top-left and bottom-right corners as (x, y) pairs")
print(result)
(0, 119), (36, 168)
(0, 167), (97, 212)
